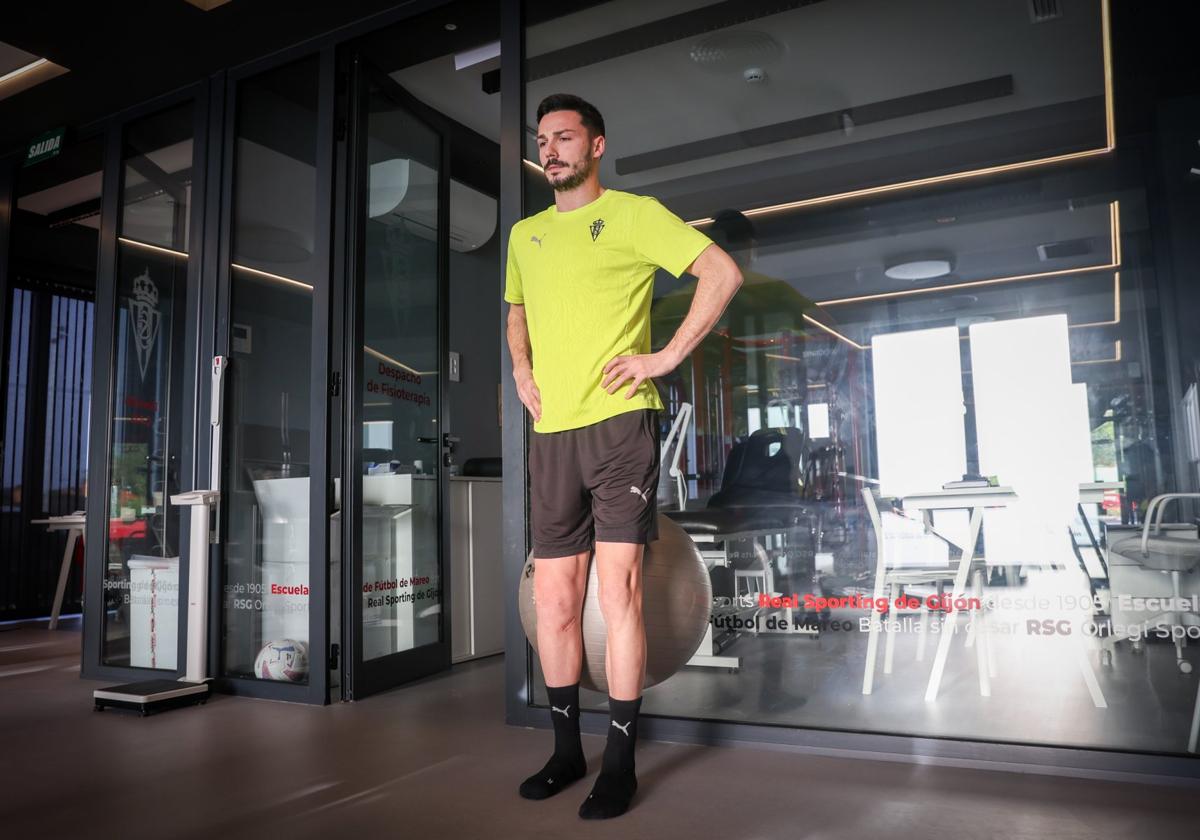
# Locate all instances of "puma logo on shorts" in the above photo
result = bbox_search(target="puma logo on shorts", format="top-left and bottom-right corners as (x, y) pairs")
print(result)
(529, 409), (660, 558)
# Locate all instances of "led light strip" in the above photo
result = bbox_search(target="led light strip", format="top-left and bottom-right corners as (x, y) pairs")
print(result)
(227, 264), (435, 375)
(801, 314), (867, 350)
(682, 0), (1114, 227)
(815, 201), (1120, 307)
(1069, 272), (1121, 329)
(0, 58), (48, 85)
(119, 236), (188, 259)
(231, 262), (314, 291)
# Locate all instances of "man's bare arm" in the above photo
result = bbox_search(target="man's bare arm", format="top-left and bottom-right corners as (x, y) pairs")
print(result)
(601, 243), (742, 397)
(659, 243), (743, 368)
(507, 303), (542, 421)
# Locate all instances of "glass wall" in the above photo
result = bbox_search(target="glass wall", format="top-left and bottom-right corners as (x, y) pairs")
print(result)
(222, 57), (323, 683)
(523, 0), (1200, 757)
(101, 102), (195, 668)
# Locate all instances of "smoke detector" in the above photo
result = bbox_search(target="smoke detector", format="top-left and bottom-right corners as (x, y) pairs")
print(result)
(743, 67), (766, 83)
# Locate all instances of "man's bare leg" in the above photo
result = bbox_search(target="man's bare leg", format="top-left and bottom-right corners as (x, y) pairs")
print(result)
(534, 551), (590, 685)
(519, 550), (590, 800)
(580, 541), (645, 819)
(595, 542), (646, 699)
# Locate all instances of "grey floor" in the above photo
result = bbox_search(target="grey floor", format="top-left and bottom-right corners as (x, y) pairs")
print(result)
(3, 619), (1199, 840)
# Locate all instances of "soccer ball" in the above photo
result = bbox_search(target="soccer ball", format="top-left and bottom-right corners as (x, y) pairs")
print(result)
(254, 639), (309, 682)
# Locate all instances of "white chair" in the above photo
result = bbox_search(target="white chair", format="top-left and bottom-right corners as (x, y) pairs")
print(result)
(1109, 493), (1200, 675)
(1107, 493), (1200, 753)
(658, 402), (693, 510)
(861, 487), (993, 695)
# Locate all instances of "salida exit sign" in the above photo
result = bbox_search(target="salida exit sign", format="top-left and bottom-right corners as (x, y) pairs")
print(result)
(24, 127), (65, 167)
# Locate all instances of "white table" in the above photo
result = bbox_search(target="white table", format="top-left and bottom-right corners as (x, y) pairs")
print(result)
(1078, 480), (1125, 505)
(31, 513), (87, 630)
(899, 487), (1017, 703)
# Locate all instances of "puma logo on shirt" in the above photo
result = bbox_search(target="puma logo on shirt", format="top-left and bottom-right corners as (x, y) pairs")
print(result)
(611, 719), (631, 736)
(531, 234), (545, 247)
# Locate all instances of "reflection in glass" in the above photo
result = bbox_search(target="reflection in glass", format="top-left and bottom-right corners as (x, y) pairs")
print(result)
(103, 102), (194, 668)
(523, 0), (1200, 758)
(222, 57), (321, 682)
(359, 87), (442, 660)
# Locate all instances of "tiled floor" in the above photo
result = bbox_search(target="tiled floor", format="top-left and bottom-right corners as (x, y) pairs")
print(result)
(2, 618), (1199, 840)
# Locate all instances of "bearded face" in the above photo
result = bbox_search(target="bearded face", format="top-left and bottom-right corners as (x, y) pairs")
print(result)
(537, 109), (603, 193)
(544, 146), (596, 192)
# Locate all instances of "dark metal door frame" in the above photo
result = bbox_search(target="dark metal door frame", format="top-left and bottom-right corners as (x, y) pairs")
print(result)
(339, 53), (453, 701)
(206, 45), (337, 705)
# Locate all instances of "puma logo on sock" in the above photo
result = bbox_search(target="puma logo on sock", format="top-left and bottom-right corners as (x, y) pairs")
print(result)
(552, 705), (571, 718)
(629, 485), (650, 503)
(611, 719), (631, 736)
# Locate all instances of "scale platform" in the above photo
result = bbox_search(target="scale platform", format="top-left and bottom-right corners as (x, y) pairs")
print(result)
(93, 679), (210, 716)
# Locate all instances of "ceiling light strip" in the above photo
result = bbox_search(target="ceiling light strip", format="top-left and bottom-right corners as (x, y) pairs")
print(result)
(1113, 269), (1121, 323)
(811, 200), (1119, 307)
(685, 147), (1111, 226)
(231, 263), (314, 291)
(685, 0), (1115, 228)
(801, 314), (867, 350)
(816, 260), (1118, 307)
(1101, 0), (1116, 151)
(1110, 200), (1122, 266)
(0, 58), (48, 85)
(119, 236), (188, 259)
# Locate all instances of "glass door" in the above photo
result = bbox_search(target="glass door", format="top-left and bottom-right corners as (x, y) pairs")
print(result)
(215, 53), (333, 703)
(343, 60), (450, 699)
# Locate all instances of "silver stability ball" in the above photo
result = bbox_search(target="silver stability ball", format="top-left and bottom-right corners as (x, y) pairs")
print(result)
(518, 514), (712, 694)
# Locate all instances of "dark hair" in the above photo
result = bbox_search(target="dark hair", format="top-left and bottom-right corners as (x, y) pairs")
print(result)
(708, 209), (756, 252)
(536, 93), (606, 139)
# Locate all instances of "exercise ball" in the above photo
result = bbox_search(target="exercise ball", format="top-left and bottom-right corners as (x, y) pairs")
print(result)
(518, 514), (712, 694)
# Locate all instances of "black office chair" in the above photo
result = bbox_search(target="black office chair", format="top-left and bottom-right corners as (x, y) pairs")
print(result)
(668, 427), (811, 536)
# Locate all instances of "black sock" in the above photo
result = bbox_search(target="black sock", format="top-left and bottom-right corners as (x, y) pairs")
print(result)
(579, 695), (641, 819)
(519, 683), (586, 800)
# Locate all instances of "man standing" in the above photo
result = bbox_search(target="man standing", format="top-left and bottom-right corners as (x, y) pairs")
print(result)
(505, 93), (742, 819)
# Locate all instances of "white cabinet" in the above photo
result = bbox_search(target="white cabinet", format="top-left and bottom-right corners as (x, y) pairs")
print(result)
(450, 477), (504, 663)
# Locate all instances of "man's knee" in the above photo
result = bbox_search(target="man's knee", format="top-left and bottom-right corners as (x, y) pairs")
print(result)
(598, 578), (641, 620)
(534, 573), (583, 632)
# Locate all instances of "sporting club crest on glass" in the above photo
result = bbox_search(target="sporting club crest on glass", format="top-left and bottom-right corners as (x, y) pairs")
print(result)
(129, 269), (161, 381)
(590, 219), (605, 241)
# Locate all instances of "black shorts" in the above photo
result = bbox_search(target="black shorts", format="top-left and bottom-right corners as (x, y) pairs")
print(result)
(529, 409), (660, 558)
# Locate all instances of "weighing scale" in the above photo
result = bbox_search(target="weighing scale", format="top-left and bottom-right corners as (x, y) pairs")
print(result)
(94, 357), (228, 716)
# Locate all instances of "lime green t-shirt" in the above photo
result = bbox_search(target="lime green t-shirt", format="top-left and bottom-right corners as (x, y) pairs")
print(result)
(505, 189), (712, 433)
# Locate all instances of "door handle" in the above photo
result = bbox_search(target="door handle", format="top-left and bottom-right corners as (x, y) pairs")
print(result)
(441, 434), (460, 467)
(418, 435), (459, 466)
